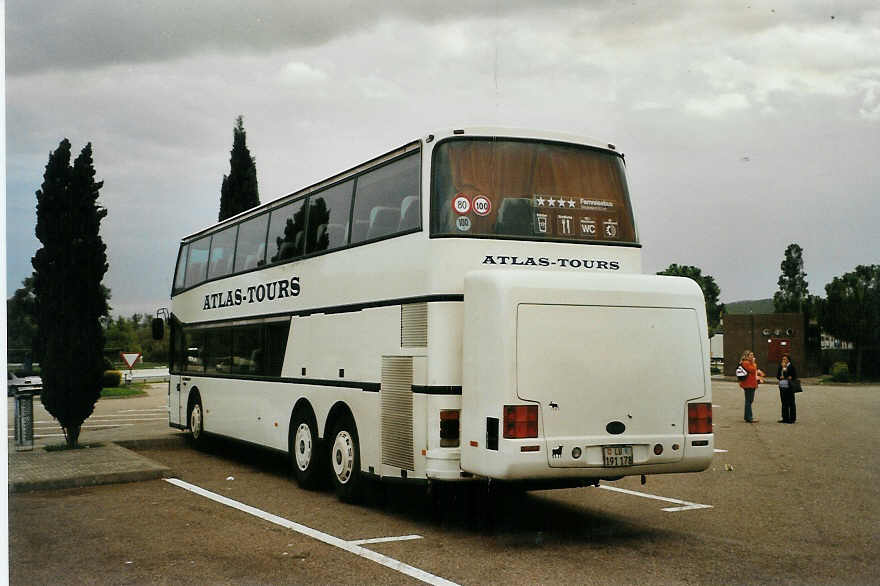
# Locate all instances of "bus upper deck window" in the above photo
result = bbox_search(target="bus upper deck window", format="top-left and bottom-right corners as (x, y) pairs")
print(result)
(351, 152), (420, 244)
(207, 225), (238, 280)
(184, 236), (211, 288)
(267, 198), (307, 264)
(234, 213), (269, 272)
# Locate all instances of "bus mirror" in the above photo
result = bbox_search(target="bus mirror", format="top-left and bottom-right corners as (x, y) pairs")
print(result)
(151, 318), (165, 340)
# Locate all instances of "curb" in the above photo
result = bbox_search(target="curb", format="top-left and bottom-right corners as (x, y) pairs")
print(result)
(8, 441), (177, 493)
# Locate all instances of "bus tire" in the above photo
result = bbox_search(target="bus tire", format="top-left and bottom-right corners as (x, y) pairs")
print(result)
(290, 407), (324, 490)
(328, 413), (363, 503)
(188, 393), (206, 447)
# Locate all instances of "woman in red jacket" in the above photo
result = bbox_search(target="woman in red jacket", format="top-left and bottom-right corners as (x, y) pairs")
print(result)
(739, 350), (765, 423)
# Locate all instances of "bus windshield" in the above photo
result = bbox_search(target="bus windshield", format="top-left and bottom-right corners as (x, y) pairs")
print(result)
(430, 138), (637, 244)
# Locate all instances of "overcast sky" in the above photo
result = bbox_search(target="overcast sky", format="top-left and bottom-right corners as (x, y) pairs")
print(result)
(6, 1), (879, 317)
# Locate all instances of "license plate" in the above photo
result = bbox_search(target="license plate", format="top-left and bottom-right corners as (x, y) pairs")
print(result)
(603, 445), (633, 467)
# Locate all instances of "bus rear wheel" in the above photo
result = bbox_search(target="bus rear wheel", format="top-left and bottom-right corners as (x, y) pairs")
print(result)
(328, 414), (363, 503)
(290, 408), (324, 490)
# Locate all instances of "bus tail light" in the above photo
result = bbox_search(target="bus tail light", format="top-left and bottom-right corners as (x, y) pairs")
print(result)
(688, 403), (712, 434)
(503, 405), (538, 439)
(440, 410), (460, 447)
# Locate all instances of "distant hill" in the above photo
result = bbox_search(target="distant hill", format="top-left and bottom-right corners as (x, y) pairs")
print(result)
(724, 298), (775, 315)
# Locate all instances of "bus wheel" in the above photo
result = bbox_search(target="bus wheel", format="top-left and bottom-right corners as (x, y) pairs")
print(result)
(290, 408), (324, 490)
(188, 396), (205, 447)
(329, 414), (363, 503)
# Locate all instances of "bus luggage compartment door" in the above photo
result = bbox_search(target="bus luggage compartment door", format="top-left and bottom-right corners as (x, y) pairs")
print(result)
(516, 303), (700, 468)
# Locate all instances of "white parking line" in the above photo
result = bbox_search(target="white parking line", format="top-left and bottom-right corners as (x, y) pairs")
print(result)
(349, 535), (423, 546)
(714, 449), (728, 453)
(599, 485), (713, 512)
(165, 478), (457, 586)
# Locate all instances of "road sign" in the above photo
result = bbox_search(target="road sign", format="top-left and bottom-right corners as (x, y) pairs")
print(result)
(120, 352), (142, 370)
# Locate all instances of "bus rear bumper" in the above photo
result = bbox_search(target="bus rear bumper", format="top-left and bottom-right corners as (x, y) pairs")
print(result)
(425, 448), (471, 481)
(461, 435), (713, 480)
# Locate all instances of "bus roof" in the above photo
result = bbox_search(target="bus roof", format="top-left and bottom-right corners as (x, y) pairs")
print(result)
(181, 127), (621, 243)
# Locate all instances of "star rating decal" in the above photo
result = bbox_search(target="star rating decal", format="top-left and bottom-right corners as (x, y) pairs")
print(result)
(535, 196), (577, 208)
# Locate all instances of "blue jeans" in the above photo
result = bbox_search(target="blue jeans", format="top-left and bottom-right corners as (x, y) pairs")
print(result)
(743, 388), (756, 421)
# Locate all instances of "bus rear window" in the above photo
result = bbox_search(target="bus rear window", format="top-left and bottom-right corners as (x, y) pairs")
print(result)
(430, 138), (637, 244)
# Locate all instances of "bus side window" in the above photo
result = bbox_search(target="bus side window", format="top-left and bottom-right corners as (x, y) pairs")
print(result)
(307, 180), (353, 254)
(265, 322), (289, 377)
(207, 225), (237, 280)
(204, 329), (232, 374)
(351, 152), (420, 244)
(184, 235), (211, 288)
(184, 330), (205, 373)
(267, 198), (307, 264)
(234, 213), (269, 272)
(232, 326), (262, 375)
(173, 244), (188, 293)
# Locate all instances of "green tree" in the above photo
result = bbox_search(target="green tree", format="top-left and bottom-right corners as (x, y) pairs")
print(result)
(218, 115), (260, 221)
(657, 264), (724, 336)
(774, 243), (809, 313)
(32, 140), (109, 448)
(6, 276), (39, 365)
(821, 265), (880, 380)
(104, 315), (138, 353)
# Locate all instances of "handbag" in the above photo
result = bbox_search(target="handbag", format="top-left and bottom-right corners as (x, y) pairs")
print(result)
(791, 379), (803, 393)
(736, 364), (748, 381)
(779, 379), (790, 389)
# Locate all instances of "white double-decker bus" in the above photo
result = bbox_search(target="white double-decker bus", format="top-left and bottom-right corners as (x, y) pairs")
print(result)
(157, 127), (713, 502)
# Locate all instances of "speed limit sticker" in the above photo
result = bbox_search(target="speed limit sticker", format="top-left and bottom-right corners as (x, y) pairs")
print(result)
(452, 194), (471, 215)
(472, 195), (491, 216)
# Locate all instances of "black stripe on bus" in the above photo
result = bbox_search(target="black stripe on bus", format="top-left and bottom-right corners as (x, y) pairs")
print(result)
(412, 385), (462, 395)
(169, 372), (460, 395)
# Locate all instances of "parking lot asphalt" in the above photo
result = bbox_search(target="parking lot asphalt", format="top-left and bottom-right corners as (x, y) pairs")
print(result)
(8, 377), (880, 585)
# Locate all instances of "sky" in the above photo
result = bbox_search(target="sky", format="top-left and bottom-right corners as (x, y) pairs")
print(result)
(5, 1), (880, 317)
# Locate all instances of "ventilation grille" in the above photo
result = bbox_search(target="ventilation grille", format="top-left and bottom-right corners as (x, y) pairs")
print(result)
(381, 356), (414, 471)
(401, 303), (428, 347)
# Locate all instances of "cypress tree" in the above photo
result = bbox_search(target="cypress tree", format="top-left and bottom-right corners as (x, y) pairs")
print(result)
(773, 243), (809, 314)
(32, 140), (109, 448)
(219, 115), (260, 221)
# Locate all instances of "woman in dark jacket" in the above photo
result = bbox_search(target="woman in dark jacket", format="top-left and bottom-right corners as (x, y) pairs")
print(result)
(776, 354), (798, 424)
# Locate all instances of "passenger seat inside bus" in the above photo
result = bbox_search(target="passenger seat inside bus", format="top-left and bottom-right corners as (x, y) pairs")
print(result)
(366, 206), (400, 240)
(398, 196), (419, 231)
(495, 197), (533, 235)
(315, 223), (346, 249)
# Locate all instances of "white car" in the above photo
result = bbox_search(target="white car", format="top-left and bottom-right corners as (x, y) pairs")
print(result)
(7, 371), (43, 397)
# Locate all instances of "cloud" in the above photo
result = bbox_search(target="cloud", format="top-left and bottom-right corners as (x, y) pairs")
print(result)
(6, 2), (880, 314)
(6, 0), (589, 75)
(685, 93), (750, 117)
(278, 61), (329, 86)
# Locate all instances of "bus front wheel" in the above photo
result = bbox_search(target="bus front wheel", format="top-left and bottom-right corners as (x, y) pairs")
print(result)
(290, 408), (324, 490)
(188, 395), (205, 447)
(328, 414), (363, 503)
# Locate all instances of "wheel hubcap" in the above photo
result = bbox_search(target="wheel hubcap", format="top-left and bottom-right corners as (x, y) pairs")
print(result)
(331, 430), (354, 485)
(294, 423), (312, 472)
(190, 404), (202, 439)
